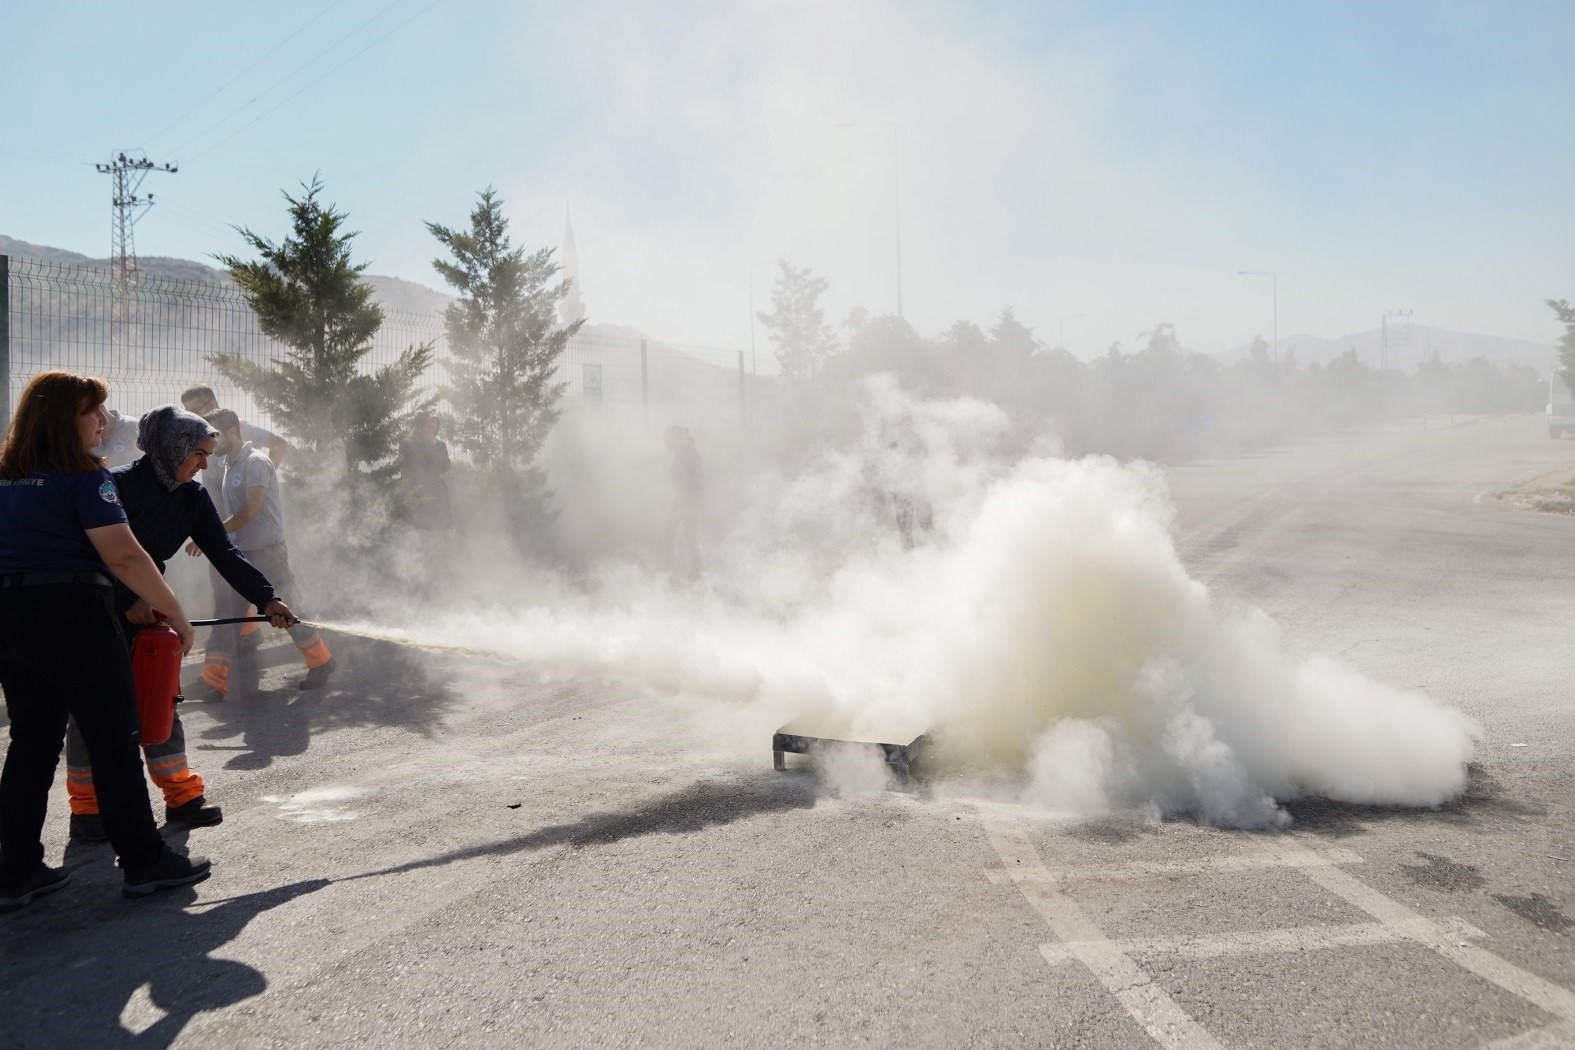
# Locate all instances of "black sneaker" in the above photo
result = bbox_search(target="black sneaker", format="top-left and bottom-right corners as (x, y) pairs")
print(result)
(299, 657), (336, 691)
(166, 797), (224, 828)
(69, 812), (109, 842)
(121, 850), (212, 899)
(0, 865), (71, 913)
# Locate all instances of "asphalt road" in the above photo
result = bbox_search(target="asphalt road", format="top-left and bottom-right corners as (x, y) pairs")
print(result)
(3, 414), (1573, 1049)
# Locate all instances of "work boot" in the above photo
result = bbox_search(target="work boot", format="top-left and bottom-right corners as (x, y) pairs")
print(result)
(298, 657), (336, 691)
(69, 812), (109, 842)
(121, 850), (211, 899)
(166, 797), (224, 829)
(0, 865), (71, 913)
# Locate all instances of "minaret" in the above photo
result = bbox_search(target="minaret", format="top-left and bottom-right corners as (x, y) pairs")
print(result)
(559, 203), (586, 326)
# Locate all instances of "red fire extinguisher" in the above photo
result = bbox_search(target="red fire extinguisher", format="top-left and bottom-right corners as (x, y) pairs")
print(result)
(132, 619), (183, 747)
(130, 612), (287, 745)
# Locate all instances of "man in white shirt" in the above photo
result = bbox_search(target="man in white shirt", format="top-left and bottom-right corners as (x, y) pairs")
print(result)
(180, 383), (291, 649)
(190, 409), (333, 701)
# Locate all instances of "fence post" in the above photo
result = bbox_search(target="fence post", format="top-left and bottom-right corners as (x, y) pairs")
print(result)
(738, 350), (746, 431)
(0, 255), (9, 437)
(640, 339), (649, 421)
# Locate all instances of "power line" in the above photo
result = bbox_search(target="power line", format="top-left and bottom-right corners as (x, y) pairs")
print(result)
(151, 213), (230, 244)
(156, 200), (240, 237)
(187, 0), (445, 163)
(168, 0), (417, 158)
(143, 0), (351, 149)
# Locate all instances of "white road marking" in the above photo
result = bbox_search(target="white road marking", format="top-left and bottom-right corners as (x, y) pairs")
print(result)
(986, 846), (1363, 884)
(988, 818), (1575, 1049)
(983, 817), (1225, 1050)
(1039, 917), (1484, 966)
(1479, 1020), (1575, 1049)
(1262, 837), (1575, 1022)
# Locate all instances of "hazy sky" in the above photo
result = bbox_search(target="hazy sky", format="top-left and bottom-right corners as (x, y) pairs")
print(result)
(4, 0), (1571, 358)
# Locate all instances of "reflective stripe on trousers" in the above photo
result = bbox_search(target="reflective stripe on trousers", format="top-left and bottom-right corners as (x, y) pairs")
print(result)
(64, 708), (206, 814)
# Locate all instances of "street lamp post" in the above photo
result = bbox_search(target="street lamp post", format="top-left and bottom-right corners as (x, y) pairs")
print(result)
(1237, 270), (1278, 362)
(838, 121), (902, 319)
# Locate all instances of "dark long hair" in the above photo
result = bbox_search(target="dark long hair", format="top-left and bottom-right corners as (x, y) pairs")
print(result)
(0, 371), (110, 479)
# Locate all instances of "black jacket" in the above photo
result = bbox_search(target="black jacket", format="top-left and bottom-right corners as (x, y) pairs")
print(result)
(109, 457), (277, 616)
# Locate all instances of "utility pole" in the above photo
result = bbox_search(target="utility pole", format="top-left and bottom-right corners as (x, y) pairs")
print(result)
(94, 151), (177, 345)
(1, 255), (10, 437)
(747, 260), (775, 376)
(1381, 309), (1412, 371)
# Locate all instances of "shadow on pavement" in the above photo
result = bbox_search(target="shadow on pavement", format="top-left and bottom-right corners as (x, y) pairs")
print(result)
(0, 875), (329, 1048)
(1281, 764), (1543, 838)
(341, 772), (819, 884)
(190, 634), (459, 771)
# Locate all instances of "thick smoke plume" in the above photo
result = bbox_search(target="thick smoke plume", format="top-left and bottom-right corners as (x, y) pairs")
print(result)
(344, 378), (1479, 829)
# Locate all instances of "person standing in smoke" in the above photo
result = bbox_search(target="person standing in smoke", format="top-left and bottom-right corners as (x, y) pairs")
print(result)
(664, 425), (703, 579)
(863, 429), (933, 551)
(65, 406), (299, 841)
(191, 409), (333, 700)
(399, 412), (454, 536)
(180, 384), (289, 647)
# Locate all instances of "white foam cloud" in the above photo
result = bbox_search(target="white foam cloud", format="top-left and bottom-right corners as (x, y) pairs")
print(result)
(354, 379), (1479, 828)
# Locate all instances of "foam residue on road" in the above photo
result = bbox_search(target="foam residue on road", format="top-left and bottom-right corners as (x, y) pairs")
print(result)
(262, 786), (368, 823)
(358, 380), (1479, 828)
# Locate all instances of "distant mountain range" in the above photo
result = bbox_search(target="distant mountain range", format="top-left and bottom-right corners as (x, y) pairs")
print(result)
(0, 234), (451, 317)
(6, 235), (1556, 375)
(1215, 325), (1555, 375)
(0, 235), (744, 388)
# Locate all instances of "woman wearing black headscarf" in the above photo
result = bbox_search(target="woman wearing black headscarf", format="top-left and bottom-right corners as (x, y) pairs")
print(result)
(0, 374), (211, 911)
(63, 406), (297, 842)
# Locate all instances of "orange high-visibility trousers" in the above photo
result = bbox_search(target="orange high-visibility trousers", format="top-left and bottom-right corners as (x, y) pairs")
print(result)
(64, 709), (205, 813)
(203, 542), (331, 695)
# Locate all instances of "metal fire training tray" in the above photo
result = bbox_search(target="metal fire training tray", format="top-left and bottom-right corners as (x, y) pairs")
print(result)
(771, 725), (931, 777)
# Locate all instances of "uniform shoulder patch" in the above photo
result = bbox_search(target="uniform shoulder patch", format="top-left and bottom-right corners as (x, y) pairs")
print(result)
(98, 479), (122, 506)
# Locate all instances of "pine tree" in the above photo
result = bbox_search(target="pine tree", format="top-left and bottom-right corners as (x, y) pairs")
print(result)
(756, 259), (837, 390)
(1547, 298), (1575, 397)
(427, 188), (583, 530)
(211, 176), (434, 477)
(990, 307), (1039, 363)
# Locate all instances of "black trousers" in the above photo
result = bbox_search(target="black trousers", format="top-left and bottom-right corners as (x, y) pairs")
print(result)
(0, 582), (165, 880)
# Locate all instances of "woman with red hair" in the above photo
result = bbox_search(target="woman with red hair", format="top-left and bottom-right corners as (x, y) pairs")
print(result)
(0, 371), (211, 911)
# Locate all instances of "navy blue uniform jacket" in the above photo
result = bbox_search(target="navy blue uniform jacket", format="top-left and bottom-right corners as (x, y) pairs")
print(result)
(109, 456), (277, 617)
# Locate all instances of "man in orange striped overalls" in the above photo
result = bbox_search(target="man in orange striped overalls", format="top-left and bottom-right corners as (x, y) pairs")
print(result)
(190, 409), (332, 702)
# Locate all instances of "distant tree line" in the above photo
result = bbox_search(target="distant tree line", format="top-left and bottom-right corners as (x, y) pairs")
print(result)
(757, 259), (1551, 461)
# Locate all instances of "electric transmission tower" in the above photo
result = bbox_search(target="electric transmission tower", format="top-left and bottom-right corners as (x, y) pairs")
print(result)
(1381, 309), (1412, 371)
(94, 151), (177, 343)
